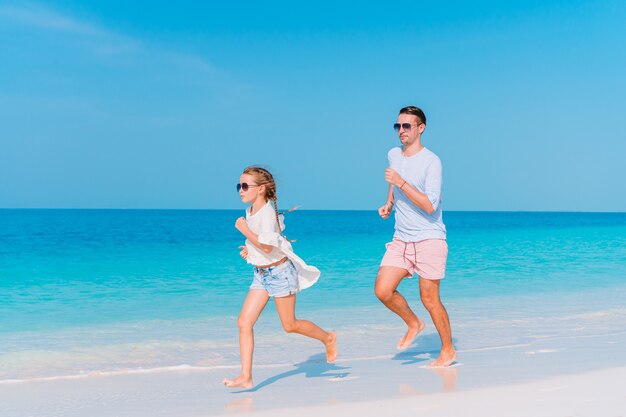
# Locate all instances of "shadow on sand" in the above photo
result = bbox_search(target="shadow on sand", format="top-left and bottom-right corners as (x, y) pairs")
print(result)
(233, 353), (351, 393)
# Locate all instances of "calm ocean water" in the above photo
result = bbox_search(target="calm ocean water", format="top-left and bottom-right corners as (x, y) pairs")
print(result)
(1, 209), (625, 380)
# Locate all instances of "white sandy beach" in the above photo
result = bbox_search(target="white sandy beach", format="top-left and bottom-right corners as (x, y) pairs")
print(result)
(245, 367), (626, 417)
(1, 357), (624, 416)
(2, 289), (625, 417)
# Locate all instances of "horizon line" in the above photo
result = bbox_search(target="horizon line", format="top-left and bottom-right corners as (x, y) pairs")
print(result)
(1, 208), (625, 214)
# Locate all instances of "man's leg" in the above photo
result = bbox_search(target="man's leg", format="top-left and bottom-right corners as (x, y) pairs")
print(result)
(375, 266), (426, 350)
(419, 278), (456, 367)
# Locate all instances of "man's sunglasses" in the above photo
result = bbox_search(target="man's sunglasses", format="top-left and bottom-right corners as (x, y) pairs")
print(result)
(236, 183), (260, 192)
(393, 123), (422, 132)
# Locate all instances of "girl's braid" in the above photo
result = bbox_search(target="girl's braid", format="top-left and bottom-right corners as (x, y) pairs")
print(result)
(243, 166), (293, 240)
(270, 195), (282, 234)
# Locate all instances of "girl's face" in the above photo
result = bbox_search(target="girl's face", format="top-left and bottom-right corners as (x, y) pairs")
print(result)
(238, 173), (266, 204)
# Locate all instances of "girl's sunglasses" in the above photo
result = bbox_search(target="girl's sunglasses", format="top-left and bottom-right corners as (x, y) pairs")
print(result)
(236, 183), (260, 192)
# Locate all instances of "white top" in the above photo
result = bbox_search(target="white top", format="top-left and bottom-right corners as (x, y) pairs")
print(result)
(245, 202), (286, 265)
(388, 146), (447, 242)
(244, 202), (320, 290)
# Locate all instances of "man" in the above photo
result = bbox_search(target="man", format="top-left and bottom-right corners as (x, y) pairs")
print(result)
(375, 105), (456, 367)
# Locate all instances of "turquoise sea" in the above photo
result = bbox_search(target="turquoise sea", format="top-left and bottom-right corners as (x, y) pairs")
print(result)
(1, 209), (625, 381)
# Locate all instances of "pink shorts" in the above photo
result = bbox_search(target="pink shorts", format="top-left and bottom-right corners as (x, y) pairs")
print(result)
(380, 239), (448, 280)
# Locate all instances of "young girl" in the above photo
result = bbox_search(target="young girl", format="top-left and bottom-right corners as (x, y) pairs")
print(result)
(223, 166), (337, 389)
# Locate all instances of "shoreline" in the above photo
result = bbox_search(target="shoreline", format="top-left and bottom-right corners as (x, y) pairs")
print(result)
(3, 289), (625, 384)
(2, 291), (625, 415)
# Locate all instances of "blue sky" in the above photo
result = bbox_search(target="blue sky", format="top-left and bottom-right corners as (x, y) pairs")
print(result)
(1, 0), (625, 211)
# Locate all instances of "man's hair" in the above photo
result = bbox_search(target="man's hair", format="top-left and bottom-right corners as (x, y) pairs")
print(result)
(399, 106), (426, 125)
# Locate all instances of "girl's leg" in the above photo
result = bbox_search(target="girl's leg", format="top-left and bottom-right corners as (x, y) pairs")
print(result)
(274, 294), (337, 363)
(223, 289), (269, 388)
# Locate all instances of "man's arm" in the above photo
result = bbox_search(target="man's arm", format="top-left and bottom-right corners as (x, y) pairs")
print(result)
(378, 184), (395, 219)
(384, 167), (438, 215)
(386, 184), (394, 205)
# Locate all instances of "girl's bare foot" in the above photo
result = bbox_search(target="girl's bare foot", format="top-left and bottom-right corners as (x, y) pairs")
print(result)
(222, 375), (253, 388)
(397, 318), (425, 350)
(427, 349), (457, 368)
(325, 331), (338, 363)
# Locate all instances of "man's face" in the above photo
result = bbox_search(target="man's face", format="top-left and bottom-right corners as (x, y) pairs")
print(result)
(396, 113), (425, 147)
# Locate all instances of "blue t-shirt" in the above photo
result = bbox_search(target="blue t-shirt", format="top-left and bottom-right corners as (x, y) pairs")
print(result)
(388, 147), (446, 242)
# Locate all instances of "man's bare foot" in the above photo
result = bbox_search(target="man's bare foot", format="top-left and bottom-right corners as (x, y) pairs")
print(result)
(325, 331), (338, 363)
(397, 318), (425, 350)
(427, 349), (457, 368)
(222, 375), (253, 388)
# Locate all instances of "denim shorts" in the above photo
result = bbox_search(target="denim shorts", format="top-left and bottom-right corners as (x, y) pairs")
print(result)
(250, 259), (299, 298)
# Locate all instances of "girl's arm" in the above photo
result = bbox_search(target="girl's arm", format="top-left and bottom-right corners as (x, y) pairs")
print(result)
(235, 217), (274, 253)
